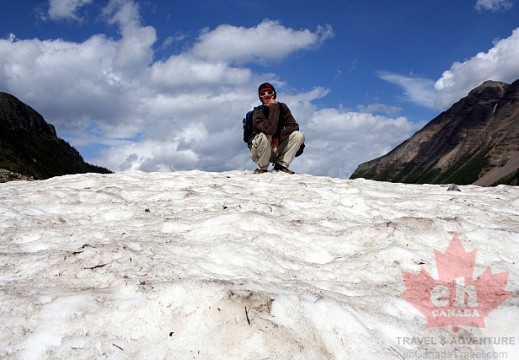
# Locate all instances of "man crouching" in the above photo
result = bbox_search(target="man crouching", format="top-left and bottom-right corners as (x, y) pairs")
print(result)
(249, 82), (305, 174)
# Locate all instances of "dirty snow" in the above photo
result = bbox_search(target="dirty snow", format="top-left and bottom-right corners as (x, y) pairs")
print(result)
(0, 171), (518, 359)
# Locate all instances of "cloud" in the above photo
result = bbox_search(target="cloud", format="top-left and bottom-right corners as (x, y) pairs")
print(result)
(102, 0), (157, 75)
(161, 33), (187, 50)
(301, 108), (420, 178)
(47, 0), (92, 21)
(147, 55), (252, 90)
(190, 20), (334, 64)
(0, 0), (409, 178)
(378, 72), (436, 108)
(379, 27), (519, 110)
(434, 27), (519, 108)
(92, 90), (418, 178)
(475, 0), (513, 12)
(0, 34), (131, 130)
(356, 103), (402, 116)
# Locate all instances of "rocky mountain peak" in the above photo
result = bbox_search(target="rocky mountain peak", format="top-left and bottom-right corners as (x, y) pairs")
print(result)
(350, 79), (519, 186)
(0, 92), (57, 138)
(0, 92), (111, 180)
(467, 80), (508, 99)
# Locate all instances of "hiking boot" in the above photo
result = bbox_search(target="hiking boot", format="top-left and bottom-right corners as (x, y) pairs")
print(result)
(253, 168), (268, 174)
(274, 163), (295, 174)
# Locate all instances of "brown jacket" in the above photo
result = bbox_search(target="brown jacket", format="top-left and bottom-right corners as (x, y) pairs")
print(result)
(250, 102), (299, 145)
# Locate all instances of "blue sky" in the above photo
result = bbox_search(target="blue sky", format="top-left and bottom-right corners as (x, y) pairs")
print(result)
(1, 0), (518, 177)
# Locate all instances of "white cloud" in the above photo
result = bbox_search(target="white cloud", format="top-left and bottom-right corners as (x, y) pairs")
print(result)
(475, 0), (513, 12)
(92, 91), (418, 178)
(147, 55), (252, 91)
(434, 27), (519, 108)
(101, 140), (201, 172)
(47, 0), (92, 21)
(102, 0), (157, 75)
(378, 72), (436, 108)
(300, 108), (420, 178)
(161, 33), (187, 50)
(379, 27), (519, 110)
(0, 34), (130, 129)
(190, 20), (334, 64)
(356, 103), (402, 116)
(0, 0), (410, 178)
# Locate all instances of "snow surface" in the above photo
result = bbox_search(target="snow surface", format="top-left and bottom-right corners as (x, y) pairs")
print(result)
(0, 171), (518, 359)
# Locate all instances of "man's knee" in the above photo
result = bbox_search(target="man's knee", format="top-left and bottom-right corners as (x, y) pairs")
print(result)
(252, 133), (269, 151)
(290, 131), (305, 144)
(254, 133), (268, 143)
(250, 133), (269, 162)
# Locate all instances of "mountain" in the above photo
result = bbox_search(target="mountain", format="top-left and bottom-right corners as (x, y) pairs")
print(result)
(0, 92), (111, 180)
(350, 79), (519, 186)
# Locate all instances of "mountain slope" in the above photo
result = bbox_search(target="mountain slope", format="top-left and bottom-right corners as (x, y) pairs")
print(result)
(0, 171), (517, 358)
(0, 92), (111, 180)
(350, 80), (519, 186)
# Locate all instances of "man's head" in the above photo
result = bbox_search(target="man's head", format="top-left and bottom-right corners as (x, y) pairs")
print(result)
(258, 82), (276, 104)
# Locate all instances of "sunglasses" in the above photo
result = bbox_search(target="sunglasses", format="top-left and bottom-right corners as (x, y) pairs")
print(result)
(259, 90), (275, 97)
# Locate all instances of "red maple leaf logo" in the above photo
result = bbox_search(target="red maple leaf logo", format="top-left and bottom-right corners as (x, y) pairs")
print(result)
(401, 234), (511, 332)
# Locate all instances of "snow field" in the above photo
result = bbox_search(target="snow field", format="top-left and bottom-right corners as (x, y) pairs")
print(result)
(0, 171), (518, 359)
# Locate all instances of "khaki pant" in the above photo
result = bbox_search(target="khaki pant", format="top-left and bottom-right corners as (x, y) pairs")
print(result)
(250, 131), (305, 170)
